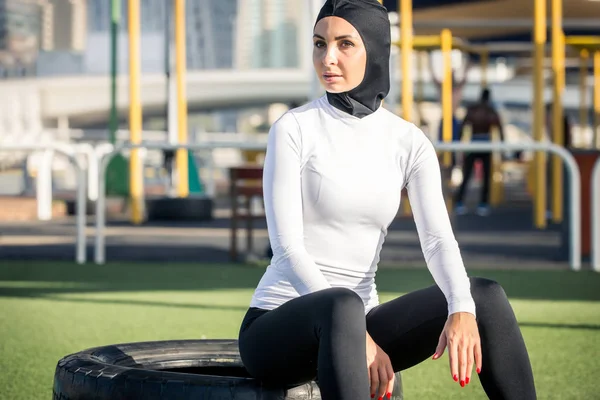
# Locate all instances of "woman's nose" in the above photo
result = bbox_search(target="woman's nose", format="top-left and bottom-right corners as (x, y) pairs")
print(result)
(322, 47), (338, 65)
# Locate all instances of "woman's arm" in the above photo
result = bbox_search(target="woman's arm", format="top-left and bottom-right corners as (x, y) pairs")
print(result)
(263, 113), (331, 295)
(404, 129), (476, 316)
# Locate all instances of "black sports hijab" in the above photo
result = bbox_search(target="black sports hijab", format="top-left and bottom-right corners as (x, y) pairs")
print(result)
(315, 0), (391, 118)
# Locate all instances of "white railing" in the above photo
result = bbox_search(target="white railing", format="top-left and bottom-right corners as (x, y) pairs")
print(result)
(592, 157), (600, 272)
(435, 141), (581, 271)
(0, 138), (584, 270)
(36, 143), (101, 221)
(93, 141), (582, 270)
(94, 141), (268, 265)
(0, 143), (87, 264)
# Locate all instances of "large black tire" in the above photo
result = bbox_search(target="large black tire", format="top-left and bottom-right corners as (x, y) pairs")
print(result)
(53, 339), (403, 400)
(145, 196), (213, 221)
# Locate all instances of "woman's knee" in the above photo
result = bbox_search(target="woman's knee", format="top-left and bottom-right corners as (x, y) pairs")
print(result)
(317, 287), (365, 326)
(470, 277), (510, 313)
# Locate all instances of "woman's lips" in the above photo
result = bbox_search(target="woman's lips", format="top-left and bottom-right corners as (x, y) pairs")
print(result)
(323, 74), (342, 83)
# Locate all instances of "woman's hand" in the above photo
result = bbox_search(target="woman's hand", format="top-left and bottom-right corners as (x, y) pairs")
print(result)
(432, 312), (482, 387)
(366, 333), (395, 399)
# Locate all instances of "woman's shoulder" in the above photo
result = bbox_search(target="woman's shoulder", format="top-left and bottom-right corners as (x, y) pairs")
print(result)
(271, 98), (323, 128)
(378, 107), (429, 143)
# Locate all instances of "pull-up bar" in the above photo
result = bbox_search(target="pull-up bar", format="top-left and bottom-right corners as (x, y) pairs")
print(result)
(564, 35), (600, 149)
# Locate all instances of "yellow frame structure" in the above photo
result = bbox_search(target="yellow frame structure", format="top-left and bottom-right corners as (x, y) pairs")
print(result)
(127, 0), (190, 224)
(394, 0), (598, 229)
(550, 0), (565, 224)
(128, 0), (144, 224)
(532, 0), (547, 229)
(124, 0), (598, 227)
(564, 36), (600, 150)
(175, 0), (189, 198)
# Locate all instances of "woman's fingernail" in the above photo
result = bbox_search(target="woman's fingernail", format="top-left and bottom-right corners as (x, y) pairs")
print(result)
(453, 374), (458, 382)
(466, 377), (470, 384)
(477, 368), (481, 374)
(460, 380), (465, 387)
(432, 353), (437, 360)
(370, 395), (374, 399)
(387, 393), (392, 399)
(378, 396), (383, 400)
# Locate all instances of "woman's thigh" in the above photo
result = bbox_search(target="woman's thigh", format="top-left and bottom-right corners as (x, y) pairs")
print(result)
(366, 283), (448, 372)
(238, 287), (364, 385)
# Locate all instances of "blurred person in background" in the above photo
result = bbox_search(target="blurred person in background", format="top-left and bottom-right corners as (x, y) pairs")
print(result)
(237, 1), (536, 399)
(453, 88), (504, 216)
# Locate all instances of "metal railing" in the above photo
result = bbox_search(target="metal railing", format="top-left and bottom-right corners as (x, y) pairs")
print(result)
(36, 143), (101, 221)
(434, 141), (581, 271)
(94, 141), (582, 270)
(94, 142), (268, 265)
(592, 157), (600, 272)
(0, 144), (87, 264)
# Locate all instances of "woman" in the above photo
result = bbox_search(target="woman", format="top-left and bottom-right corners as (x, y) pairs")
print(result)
(238, 1), (537, 399)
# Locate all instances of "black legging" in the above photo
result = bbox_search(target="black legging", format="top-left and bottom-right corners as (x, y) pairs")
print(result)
(455, 153), (492, 205)
(238, 277), (536, 399)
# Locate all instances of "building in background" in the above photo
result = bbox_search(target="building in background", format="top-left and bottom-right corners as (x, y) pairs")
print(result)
(0, 0), (42, 78)
(39, 0), (87, 52)
(36, 0), (87, 76)
(187, 0), (237, 70)
(84, 0), (237, 75)
(235, 0), (302, 69)
(0, 0), (89, 78)
(85, 0), (166, 75)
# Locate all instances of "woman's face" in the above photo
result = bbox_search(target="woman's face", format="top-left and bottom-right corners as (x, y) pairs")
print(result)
(313, 16), (367, 93)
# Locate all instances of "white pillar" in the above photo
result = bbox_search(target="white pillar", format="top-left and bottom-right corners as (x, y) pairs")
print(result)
(76, 144), (98, 202)
(37, 149), (54, 221)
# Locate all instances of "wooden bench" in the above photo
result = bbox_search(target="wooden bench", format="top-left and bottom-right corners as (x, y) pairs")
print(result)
(229, 166), (264, 262)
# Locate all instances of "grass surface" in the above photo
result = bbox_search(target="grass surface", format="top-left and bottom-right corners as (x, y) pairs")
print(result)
(0, 261), (599, 399)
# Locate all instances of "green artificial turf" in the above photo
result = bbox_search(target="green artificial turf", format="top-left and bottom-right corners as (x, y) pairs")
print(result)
(0, 262), (598, 399)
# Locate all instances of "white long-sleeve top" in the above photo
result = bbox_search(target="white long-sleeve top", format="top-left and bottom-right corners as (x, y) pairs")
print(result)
(249, 96), (476, 316)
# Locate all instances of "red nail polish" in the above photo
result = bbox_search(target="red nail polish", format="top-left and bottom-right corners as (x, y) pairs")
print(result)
(477, 368), (481, 374)
(466, 377), (470, 384)
(371, 395), (374, 399)
(387, 393), (392, 399)
(460, 380), (465, 387)
(453, 374), (458, 382)
(378, 397), (383, 400)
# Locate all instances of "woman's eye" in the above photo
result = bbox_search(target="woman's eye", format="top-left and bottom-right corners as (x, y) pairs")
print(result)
(314, 41), (325, 48)
(341, 40), (354, 48)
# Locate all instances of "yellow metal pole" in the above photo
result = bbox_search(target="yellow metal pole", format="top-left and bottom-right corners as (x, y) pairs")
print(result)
(441, 29), (453, 167)
(399, 0), (413, 216)
(595, 51), (600, 148)
(400, 0), (413, 122)
(128, 0), (144, 224)
(175, 0), (189, 197)
(551, 0), (564, 223)
(580, 49), (589, 137)
(533, 0), (547, 229)
(481, 50), (489, 88)
(416, 51), (424, 115)
(489, 126), (503, 206)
